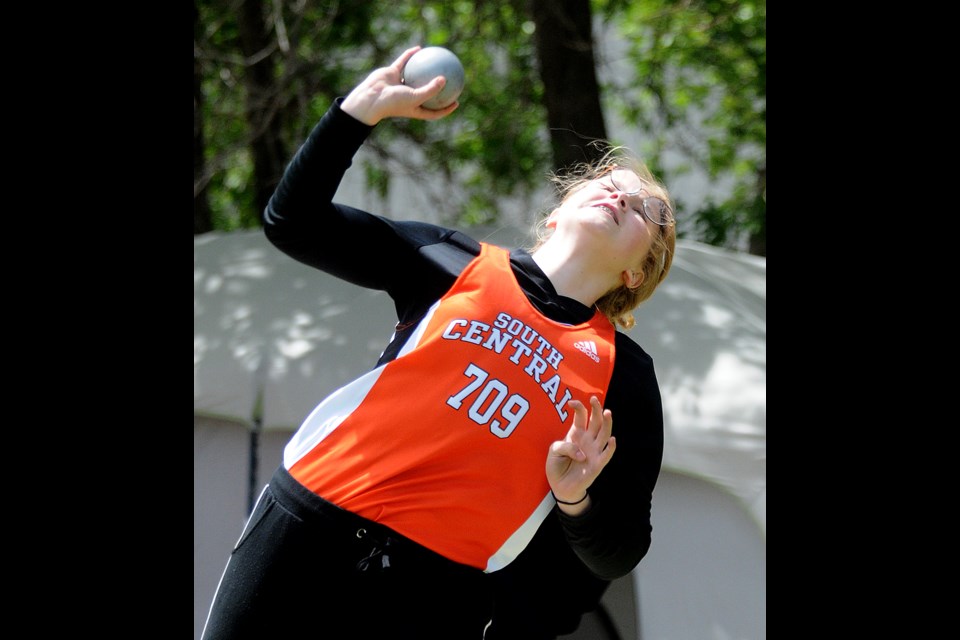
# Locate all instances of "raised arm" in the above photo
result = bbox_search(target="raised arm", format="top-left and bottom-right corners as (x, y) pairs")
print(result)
(262, 47), (460, 291)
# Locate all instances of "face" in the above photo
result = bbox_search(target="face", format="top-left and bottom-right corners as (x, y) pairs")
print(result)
(547, 169), (664, 284)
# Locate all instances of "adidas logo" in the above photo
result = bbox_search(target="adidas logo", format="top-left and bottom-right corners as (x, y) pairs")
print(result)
(573, 340), (600, 363)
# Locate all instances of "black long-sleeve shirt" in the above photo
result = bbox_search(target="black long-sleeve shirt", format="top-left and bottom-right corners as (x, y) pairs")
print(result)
(262, 99), (663, 602)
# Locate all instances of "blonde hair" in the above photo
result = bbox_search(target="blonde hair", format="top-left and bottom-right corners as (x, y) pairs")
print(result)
(530, 146), (676, 330)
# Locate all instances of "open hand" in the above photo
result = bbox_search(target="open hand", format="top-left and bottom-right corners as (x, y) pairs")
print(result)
(545, 396), (616, 511)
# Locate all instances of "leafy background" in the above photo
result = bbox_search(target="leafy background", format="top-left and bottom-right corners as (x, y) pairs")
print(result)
(194, 0), (765, 256)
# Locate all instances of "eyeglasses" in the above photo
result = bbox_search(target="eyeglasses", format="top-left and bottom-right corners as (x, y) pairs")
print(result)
(605, 168), (675, 227)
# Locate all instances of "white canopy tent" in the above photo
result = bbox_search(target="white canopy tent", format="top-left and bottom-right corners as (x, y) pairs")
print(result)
(194, 228), (765, 640)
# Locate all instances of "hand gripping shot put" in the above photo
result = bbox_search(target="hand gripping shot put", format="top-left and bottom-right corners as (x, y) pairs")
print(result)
(401, 46), (465, 110)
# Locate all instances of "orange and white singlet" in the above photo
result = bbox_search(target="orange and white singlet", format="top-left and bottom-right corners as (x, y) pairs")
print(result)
(284, 243), (616, 571)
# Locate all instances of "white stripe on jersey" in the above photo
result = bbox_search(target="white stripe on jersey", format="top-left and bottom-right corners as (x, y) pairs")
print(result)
(484, 491), (555, 572)
(283, 300), (442, 468)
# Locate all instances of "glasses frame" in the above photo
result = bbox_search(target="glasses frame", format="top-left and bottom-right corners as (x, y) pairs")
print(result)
(606, 169), (675, 227)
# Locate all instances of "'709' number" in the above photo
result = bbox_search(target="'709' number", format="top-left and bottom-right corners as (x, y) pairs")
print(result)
(446, 363), (530, 438)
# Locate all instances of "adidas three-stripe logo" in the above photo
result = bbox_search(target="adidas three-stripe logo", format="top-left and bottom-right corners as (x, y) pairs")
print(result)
(573, 340), (600, 363)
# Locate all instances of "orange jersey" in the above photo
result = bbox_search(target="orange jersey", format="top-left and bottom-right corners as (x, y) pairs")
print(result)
(284, 243), (616, 570)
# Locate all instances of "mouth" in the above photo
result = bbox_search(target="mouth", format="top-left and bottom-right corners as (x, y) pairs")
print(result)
(595, 205), (618, 225)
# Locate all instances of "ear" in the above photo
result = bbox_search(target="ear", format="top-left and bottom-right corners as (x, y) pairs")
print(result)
(545, 208), (559, 229)
(622, 268), (644, 290)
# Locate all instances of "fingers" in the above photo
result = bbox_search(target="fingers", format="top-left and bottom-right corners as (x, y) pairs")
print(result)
(342, 65), (458, 124)
(565, 396), (613, 458)
(545, 397), (616, 499)
(567, 399), (588, 429)
(549, 439), (586, 462)
(598, 435), (616, 467)
(574, 396), (611, 439)
(408, 77), (460, 118)
(394, 45), (455, 116)
(588, 396), (604, 436)
(415, 101), (459, 120)
(419, 100), (459, 119)
(392, 46), (423, 71)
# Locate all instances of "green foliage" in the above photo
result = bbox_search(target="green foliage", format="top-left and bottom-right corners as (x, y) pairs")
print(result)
(196, 0), (766, 254)
(196, 0), (383, 229)
(354, 1), (551, 227)
(197, 0), (549, 231)
(596, 0), (766, 251)
(196, 1), (250, 229)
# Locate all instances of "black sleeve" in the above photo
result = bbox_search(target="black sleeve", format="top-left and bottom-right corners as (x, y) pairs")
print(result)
(261, 98), (479, 318)
(486, 335), (665, 637)
(485, 514), (610, 640)
(555, 333), (665, 580)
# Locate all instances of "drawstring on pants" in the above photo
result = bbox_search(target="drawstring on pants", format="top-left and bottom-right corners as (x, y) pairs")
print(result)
(355, 528), (394, 572)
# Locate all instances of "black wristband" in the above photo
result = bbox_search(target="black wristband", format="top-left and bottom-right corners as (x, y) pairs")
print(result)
(552, 491), (588, 506)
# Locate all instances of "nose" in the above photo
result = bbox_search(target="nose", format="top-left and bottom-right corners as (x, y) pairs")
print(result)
(609, 191), (629, 211)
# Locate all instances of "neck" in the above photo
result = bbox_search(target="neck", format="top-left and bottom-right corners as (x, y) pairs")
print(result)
(531, 242), (617, 309)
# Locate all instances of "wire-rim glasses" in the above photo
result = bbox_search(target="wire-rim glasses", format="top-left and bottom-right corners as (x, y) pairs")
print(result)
(606, 168), (675, 227)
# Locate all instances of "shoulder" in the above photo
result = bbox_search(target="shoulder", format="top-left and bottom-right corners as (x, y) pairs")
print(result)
(378, 221), (482, 306)
(613, 331), (654, 371)
(387, 221), (481, 274)
(383, 219), (480, 252)
(610, 332), (661, 403)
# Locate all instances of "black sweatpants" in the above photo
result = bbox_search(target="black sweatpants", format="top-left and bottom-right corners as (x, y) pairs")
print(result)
(201, 466), (493, 640)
